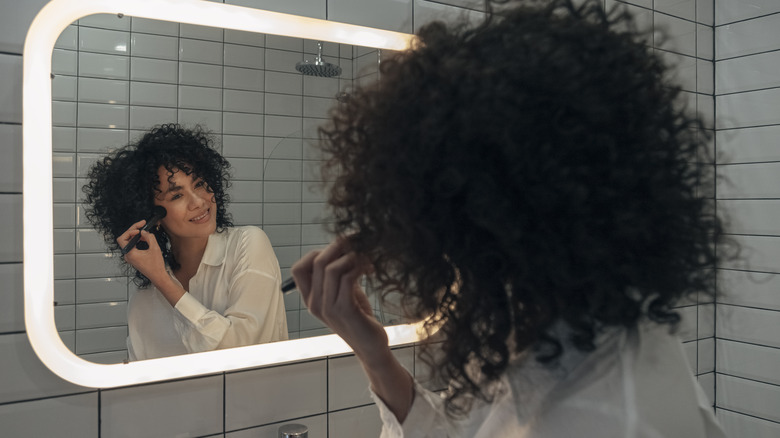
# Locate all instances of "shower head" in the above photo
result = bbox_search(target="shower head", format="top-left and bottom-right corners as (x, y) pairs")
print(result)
(296, 41), (342, 78)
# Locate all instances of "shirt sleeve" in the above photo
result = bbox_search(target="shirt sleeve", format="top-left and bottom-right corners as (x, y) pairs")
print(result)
(171, 228), (288, 353)
(372, 380), (450, 438)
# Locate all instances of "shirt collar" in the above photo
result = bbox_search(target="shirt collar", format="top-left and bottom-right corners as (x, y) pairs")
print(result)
(200, 229), (228, 266)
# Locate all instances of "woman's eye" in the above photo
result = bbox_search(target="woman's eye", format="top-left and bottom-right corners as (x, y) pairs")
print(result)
(171, 193), (182, 201)
(195, 180), (205, 188)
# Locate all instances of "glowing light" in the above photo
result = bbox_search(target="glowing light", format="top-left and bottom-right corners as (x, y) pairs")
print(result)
(24, 0), (417, 388)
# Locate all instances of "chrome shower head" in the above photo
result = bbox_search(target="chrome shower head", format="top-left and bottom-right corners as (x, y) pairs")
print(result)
(296, 41), (342, 78)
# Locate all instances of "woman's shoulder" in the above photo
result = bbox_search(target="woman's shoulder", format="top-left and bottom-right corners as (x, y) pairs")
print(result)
(221, 225), (272, 246)
(219, 226), (277, 268)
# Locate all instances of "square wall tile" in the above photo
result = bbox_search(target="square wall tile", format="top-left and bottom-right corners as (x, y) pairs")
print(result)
(719, 200), (780, 237)
(75, 326), (126, 354)
(717, 304), (780, 349)
(717, 126), (780, 164)
(131, 17), (179, 36)
(179, 38), (223, 64)
(0, 195), (22, 262)
(78, 103), (129, 129)
(716, 14), (780, 60)
(0, 333), (85, 404)
(717, 339), (780, 386)
(0, 54), (23, 123)
(720, 235), (780, 274)
(179, 62), (223, 88)
(224, 112), (264, 136)
(224, 89), (264, 113)
(130, 57), (177, 84)
(329, 0), (412, 33)
(655, 0), (695, 21)
(79, 27), (129, 56)
(130, 33), (178, 60)
(53, 49), (78, 76)
(79, 52), (130, 80)
(717, 374), (780, 423)
(329, 404), (383, 437)
(130, 106), (177, 131)
(225, 44), (265, 69)
(225, 360), (327, 430)
(0, 392), (98, 437)
(328, 347), (415, 411)
(0, 264), (23, 333)
(180, 23), (224, 41)
(655, 12), (696, 57)
(223, 135), (264, 158)
(715, 0), (780, 26)
(78, 77), (129, 105)
(77, 277), (128, 304)
(178, 109), (222, 133)
(697, 337), (714, 373)
(225, 29), (265, 47)
(102, 375), (223, 438)
(179, 86), (223, 111)
(718, 268), (780, 311)
(224, 66), (264, 91)
(717, 408), (780, 438)
(80, 14), (130, 31)
(0, 123), (22, 192)
(717, 51), (780, 95)
(717, 162), (780, 199)
(130, 82), (177, 108)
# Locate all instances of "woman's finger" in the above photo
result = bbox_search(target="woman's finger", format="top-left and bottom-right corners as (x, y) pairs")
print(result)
(116, 220), (147, 245)
(321, 252), (360, 309)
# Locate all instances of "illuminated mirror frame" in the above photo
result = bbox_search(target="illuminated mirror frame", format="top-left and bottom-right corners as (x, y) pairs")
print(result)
(24, 0), (419, 388)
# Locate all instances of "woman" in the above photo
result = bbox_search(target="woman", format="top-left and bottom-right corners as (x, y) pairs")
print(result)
(291, 0), (730, 436)
(83, 124), (287, 361)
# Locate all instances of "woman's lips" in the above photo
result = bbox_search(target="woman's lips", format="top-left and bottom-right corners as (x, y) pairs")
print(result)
(190, 208), (211, 223)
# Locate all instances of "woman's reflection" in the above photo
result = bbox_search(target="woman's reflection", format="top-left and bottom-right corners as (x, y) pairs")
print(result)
(82, 123), (288, 361)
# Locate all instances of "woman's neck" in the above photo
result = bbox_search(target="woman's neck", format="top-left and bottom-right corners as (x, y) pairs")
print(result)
(170, 235), (209, 282)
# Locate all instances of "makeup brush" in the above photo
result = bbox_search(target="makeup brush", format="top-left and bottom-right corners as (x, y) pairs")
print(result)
(120, 206), (167, 255)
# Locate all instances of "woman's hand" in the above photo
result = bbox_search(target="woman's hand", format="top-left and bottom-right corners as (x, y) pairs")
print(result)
(292, 239), (415, 423)
(291, 239), (389, 362)
(117, 220), (167, 284)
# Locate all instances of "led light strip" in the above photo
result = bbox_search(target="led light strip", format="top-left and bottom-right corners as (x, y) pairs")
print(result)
(24, 0), (417, 388)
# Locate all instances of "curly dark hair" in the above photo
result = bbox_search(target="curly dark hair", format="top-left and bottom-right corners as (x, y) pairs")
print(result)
(82, 124), (233, 287)
(319, 0), (727, 416)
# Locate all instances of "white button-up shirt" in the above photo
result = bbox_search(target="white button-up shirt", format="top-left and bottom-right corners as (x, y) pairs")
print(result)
(127, 226), (288, 361)
(374, 322), (727, 438)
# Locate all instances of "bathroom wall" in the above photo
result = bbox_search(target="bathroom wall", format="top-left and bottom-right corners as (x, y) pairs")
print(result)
(0, 0), (767, 436)
(713, 1), (780, 436)
(0, 1), (472, 436)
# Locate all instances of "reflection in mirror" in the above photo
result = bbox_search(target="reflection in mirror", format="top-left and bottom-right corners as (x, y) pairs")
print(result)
(50, 13), (398, 364)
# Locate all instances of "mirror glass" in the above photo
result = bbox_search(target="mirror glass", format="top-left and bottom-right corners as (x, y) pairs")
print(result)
(50, 13), (405, 365)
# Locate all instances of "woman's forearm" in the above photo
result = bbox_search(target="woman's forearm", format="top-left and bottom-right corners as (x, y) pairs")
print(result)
(357, 346), (415, 424)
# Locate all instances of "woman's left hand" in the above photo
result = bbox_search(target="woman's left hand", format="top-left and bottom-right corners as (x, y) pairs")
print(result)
(291, 239), (389, 362)
(117, 220), (167, 284)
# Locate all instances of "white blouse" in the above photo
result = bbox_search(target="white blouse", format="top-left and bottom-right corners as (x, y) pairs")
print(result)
(373, 322), (727, 438)
(127, 226), (288, 361)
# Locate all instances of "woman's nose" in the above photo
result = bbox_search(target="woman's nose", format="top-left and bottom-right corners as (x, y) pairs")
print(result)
(187, 191), (207, 209)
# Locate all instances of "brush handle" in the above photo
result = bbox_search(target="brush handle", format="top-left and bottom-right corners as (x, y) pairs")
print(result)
(281, 277), (296, 293)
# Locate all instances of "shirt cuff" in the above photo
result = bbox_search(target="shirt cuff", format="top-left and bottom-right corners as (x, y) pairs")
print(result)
(370, 380), (441, 438)
(173, 292), (209, 325)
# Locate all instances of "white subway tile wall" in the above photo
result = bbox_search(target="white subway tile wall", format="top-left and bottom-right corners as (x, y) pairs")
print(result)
(0, 0), (768, 436)
(715, 0), (780, 435)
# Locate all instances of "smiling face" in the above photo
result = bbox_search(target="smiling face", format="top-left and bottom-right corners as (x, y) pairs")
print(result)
(153, 166), (217, 244)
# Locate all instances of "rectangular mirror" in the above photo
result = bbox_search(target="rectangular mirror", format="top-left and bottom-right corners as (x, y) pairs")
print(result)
(25, 0), (420, 388)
